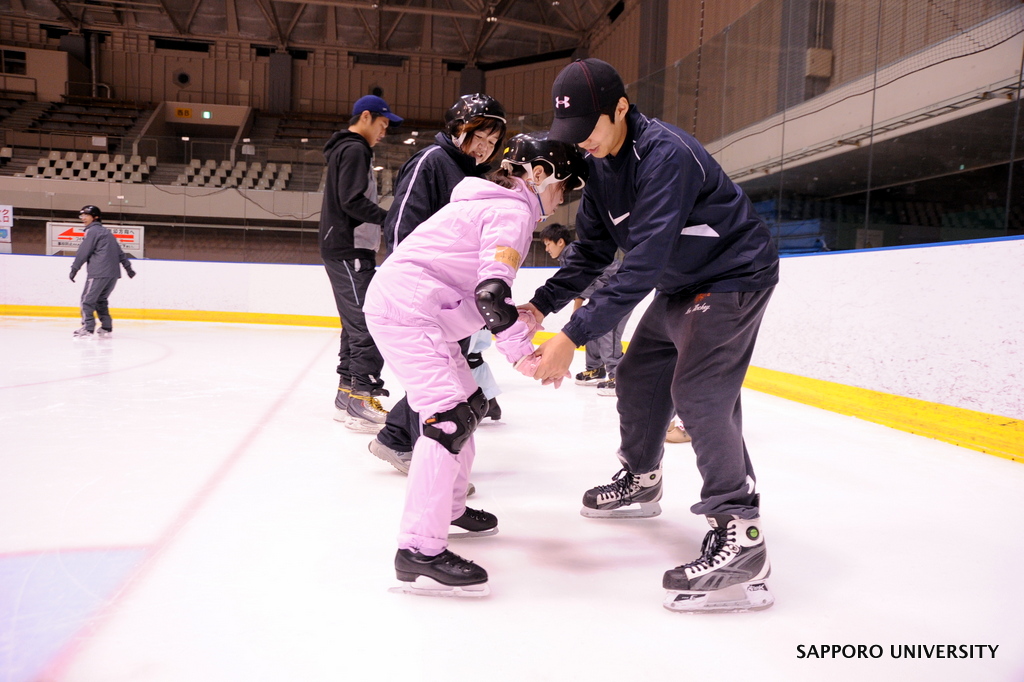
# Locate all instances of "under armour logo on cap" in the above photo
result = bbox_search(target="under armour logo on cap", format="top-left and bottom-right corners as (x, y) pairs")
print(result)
(549, 58), (626, 144)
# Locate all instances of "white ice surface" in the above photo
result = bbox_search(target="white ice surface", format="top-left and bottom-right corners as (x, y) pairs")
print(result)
(1, 316), (1022, 682)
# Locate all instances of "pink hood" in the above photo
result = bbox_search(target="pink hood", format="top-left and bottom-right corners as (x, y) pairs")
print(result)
(365, 176), (541, 341)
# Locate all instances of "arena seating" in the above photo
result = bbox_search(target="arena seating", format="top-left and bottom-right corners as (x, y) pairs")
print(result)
(171, 159), (291, 190)
(28, 98), (149, 137)
(18, 151), (155, 183)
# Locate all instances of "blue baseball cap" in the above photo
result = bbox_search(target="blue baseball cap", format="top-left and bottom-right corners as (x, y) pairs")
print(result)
(352, 95), (403, 126)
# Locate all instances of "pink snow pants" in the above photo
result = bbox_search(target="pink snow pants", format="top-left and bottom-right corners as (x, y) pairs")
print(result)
(365, 314), (476, 556)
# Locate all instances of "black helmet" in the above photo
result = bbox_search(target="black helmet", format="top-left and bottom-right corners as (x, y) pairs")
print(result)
(501, 131), (588, 191)
(445, 93), (506, 138)
(79, 205), (102, 218)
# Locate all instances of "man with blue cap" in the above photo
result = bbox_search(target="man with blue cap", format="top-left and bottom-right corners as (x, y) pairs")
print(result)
(319, 94), (403, 431)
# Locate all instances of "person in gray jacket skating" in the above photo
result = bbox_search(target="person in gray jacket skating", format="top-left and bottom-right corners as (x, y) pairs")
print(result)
(69, 205), (135, 337)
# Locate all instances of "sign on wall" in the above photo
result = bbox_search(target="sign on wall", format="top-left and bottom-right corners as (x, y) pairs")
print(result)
(46, 222), (145, 258)
(0, 204), (11, 254)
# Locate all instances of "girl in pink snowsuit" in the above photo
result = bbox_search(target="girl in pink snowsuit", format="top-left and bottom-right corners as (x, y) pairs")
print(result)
(364, 132), (587, 597)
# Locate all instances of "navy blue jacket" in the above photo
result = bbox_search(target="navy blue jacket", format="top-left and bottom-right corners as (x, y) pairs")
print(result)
(383, 132), (489, 253)
(531, 106), (779, 346)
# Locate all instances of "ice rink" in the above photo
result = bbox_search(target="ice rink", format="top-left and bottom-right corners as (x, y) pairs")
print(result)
(1, 316), (1022, 682)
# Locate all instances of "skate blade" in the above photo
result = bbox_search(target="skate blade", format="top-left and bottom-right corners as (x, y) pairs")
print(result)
(389, 576), (489, 598)
(344, 416), (385, 433)
(448, 527), (499, 539)
(663, 582), (774, 613)
(580, 501), (661, 519)
(332, 408), (349, 423)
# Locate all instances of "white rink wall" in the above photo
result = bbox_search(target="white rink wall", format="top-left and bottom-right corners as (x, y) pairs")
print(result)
(2, 236), (1021, 419)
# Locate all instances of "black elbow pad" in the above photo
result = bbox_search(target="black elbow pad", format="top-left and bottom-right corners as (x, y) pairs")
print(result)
(475, 278), (517, 333)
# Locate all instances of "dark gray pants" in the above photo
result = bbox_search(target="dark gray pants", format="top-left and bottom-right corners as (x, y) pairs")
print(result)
(615, 287), (774, 519)
(584, 311), (630, 377)
(323, 256), (385, 393)
(80, 276), (117, 331)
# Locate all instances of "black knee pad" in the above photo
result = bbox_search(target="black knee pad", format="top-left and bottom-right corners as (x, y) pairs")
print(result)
(422, 388), (488, 455)
(465, 352), (484, 369)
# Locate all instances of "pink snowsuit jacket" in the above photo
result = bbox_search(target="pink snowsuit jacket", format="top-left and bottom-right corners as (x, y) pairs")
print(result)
(364, 175), (541, 339)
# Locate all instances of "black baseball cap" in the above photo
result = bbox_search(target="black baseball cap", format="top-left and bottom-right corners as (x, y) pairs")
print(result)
(549, 58), (626, 144)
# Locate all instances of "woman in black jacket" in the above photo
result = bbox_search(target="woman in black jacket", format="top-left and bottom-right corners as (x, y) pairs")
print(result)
(369, 94), (507, 487)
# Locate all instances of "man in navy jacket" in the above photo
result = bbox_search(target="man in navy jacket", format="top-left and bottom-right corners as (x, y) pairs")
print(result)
(524, 59), (779, 613)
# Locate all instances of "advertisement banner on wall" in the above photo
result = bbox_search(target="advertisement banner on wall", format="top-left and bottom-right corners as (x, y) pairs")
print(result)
(46, 222), (145, 258)
(0, 205), (12, 254)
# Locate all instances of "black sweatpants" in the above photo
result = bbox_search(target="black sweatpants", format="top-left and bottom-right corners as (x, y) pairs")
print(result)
(615, 287), (774, 519)
(80, 276), (118, 331)
(323, 256), (385, 393)
(377, 336), (473, 452)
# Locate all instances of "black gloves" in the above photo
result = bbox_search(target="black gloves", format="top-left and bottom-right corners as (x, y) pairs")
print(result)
(124, 263), (136, 278)
(69, 268), (78, 282)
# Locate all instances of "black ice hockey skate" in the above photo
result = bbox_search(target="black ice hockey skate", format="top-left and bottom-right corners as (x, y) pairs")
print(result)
(449, 507), (498, 538)
(581, 467), (662, 518)
(662, 515), (774, 613)
(393, 548), (489, 598)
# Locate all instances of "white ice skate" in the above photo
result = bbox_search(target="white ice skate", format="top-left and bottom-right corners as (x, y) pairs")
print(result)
(662, 515), (774, 613)
(580, 467), (662, 519)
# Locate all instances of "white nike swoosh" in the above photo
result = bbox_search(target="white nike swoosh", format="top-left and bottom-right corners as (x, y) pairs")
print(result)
(680, 224), (719, 237)
(610, 211), (630, 225)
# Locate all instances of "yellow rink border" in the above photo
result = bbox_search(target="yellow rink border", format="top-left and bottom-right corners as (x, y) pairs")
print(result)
(743, 366), (1022, 464)
(5, 307), (1020, 463)
(0, 305), (340, 328)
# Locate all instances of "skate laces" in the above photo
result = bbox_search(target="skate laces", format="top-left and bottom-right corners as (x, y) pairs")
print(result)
(680, 527), (736, 572)
(595, 468), (638, 497)
(361, 396), (387, 413)
(463, 508), (490, 523)
(439, 550), (479, 573)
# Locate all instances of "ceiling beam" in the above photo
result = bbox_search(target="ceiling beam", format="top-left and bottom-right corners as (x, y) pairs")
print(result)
(184, 0), (203, 32)
(46, 0), (83, 28)
(153, 0), (186, 33)
(274, 0), (579, 39)
(226, 0), (239, 34)
(254, 0), (287, 46)
(285, 3), (309, 43)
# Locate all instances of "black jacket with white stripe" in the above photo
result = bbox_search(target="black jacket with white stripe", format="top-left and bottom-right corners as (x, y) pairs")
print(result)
(530, 106), (779, 346)
(383, 132), (488, 254)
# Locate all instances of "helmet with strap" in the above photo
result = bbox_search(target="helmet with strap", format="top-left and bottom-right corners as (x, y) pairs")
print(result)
(500, 131), (588, 192)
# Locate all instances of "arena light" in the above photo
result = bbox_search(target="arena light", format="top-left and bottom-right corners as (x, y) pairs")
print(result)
(403, 138), (415, 144)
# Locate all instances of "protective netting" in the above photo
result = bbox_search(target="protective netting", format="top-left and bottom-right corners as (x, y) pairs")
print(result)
(520, 0), (1023, 145)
